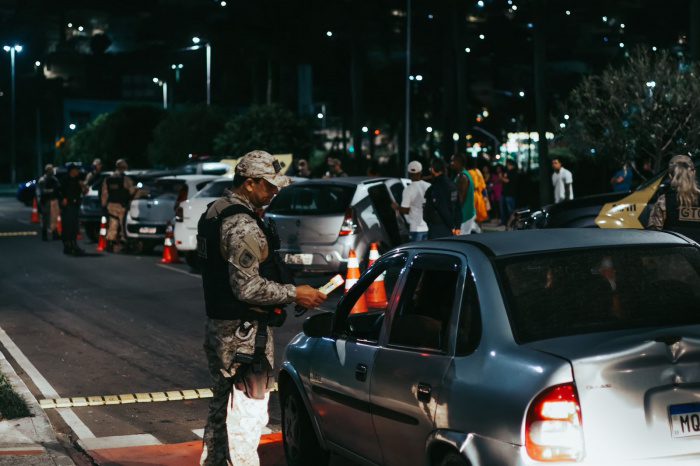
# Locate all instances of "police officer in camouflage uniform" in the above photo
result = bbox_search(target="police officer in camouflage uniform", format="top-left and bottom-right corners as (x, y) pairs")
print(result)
(198, 150), (327, 466)
(36, 164), (61, 241)
(101, 159), (137, 252)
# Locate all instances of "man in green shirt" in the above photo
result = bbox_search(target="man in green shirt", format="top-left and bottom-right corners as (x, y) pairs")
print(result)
(450, 154), (476, 234)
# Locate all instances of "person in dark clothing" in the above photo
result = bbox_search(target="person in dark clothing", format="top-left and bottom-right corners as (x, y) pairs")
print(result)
(501, 159), (519, 225)
(36, 164), (62, 241)
(61, 164), (87, 255)
(423, 158), (461, 239)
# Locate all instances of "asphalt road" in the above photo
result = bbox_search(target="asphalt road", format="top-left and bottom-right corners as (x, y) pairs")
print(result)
(0, 197), (347, 462)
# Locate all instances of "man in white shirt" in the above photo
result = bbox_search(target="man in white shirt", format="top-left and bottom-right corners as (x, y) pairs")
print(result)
(551, 157), (574, 203)
(392, 161), (430, 241)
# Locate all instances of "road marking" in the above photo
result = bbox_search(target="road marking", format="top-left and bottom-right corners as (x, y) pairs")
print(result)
(78, 434), (161, 451)
(156, 263), (200, 277)
(0, 326), (96, 439)
(40, 388), (216, 409)
(0, 231), (37, 237)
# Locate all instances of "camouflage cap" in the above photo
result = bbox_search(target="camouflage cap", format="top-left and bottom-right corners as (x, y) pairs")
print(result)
(236, 150), (290, 189)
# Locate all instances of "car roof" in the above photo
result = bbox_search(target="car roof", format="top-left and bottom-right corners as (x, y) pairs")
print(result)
(156, 174), (219, 182)
(288, 176), (393, 187)
(423, 229), (694, 258)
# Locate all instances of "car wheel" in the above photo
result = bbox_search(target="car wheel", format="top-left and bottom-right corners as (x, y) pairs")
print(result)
(185, 251), (200, 271)
(282, 388), (329, 466)
(439, 451), (469, 466)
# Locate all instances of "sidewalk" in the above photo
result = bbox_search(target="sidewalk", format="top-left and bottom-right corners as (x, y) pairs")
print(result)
(0, 350), (75, 465)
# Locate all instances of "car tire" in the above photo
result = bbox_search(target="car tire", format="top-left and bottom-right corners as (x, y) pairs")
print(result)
(439, 451), (469, 466)
(282, 388), (329, 466)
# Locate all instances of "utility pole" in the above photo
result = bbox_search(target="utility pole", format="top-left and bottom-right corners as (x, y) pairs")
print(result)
(403, 0), (412, 176)
(692, 0), (700, 62)
(533, 0), (551, 206)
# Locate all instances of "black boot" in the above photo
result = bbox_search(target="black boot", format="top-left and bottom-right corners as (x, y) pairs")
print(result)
(52, 231), (60, 240)
(72, 241), (85, 256)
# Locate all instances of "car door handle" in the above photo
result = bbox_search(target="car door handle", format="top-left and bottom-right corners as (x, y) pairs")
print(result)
(355, 364), (368, 382)
(417, 383), (432, 403)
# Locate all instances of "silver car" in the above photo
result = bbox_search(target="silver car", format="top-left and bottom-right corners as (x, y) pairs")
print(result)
(279, 229), (700, 466)
(265, 177), (410, 273)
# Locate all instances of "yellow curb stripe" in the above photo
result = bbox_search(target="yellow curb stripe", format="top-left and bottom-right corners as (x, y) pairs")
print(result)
(0, 231), (38, 237)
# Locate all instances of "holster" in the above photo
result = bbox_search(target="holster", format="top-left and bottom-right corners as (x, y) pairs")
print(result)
(232, 320), (275, 400)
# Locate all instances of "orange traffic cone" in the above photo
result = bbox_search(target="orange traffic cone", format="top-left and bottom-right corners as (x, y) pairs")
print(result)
(31, 198), (40, 224)
(161, 223), (181, 264)
(96, 216), (108, 252)
(364, 243), (388, 309)
(56, 215), (63, 237)
(345, 249), (368, 315)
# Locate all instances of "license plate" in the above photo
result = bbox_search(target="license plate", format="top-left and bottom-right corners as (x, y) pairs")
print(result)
(139, 227), (157, 234)
(669, 403), (700, 438)
(284, 253), (313, 265)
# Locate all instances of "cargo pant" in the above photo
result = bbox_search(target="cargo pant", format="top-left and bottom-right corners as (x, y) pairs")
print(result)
(200, 318), (274, 466)
(106, 203), (126, 242)
(40, 199), (59, 236)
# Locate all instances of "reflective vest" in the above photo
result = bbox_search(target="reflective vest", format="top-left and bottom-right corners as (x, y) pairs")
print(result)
(197, 203), (293, 321)
(664, 189), (700, 243)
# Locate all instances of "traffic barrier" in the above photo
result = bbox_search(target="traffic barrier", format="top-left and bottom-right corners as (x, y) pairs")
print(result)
(364, 243), (388, 308)
(30, 198), (40, 224)
(161, 223), (181, 264)
(345, 249), (368, 315)
(96, 216), (108, 252)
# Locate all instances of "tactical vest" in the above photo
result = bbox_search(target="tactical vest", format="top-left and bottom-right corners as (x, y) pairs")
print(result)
(197, 203), (293, 320)
(107, 175), (130, 206)
(39, 176), (60, 203)
(664, 189), (700, 243)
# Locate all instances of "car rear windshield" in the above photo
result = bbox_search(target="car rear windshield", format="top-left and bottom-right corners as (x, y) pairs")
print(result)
(497, 246), (700, 343)
(267, 185), (355, 215)
(148, 179), (186, 199)
(195, 180), (231, 199)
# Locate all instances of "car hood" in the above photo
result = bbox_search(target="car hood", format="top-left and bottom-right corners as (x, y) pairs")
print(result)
(543, 191), (629, 214)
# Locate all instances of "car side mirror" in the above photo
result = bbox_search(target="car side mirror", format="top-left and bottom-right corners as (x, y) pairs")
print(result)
(303, 311), (334, 338)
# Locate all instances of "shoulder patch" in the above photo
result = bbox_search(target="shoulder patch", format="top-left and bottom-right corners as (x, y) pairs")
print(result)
(238, 249), (255, 268)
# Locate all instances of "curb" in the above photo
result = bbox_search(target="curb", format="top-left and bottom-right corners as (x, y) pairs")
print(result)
(0, 349), (75, 465)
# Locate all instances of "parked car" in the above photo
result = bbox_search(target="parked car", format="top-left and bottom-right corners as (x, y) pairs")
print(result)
(174, 177), (233, 269)
(512, 158), (700, 231)
(125, 174), (219, 252)
(265, 177), (410, 274)
(279, 228), (700, 466)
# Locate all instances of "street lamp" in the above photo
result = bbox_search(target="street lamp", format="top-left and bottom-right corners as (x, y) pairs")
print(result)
(3, 44), (21, 184)
(189, 36), (211, 106)
(153, 77), (168, 109)
(170, 63), (184, 82)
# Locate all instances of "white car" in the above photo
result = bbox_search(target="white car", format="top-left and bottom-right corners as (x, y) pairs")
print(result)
(125, 174), (220, 253)
(174, 177), (233, 269)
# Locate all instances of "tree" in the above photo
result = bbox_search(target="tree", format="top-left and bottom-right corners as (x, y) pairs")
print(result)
(65, 105), (164, 168)
(560, 49), (700, 172)
(214, 105), (313, 159)
(147, 105), (227, 167)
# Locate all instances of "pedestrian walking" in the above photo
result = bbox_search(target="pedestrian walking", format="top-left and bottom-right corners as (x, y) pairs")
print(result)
(501, 159), (519, 224)
(647, 154), (700, 243)
(36, 164), (61, 241)
(198, 150), (327, 466)
(423, 158), (461, 239)
(392, 160), (430, 241)
(490, 164), (504, 223)
(551, 157), (574, 204)
(60, 163), (87, 255)
(450, 154), (476, 234)
(101, 159), (137, 253)
(611, 161), (633, 193)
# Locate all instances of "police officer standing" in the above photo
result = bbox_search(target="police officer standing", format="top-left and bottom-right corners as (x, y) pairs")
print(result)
(647, 154), (700, 243)
(36, 164), (61, 241)
(101, 159), (137, 252)
(198, 150), (326, 466)
(423, 158), (462, 239)
(61, 163), (87, 255)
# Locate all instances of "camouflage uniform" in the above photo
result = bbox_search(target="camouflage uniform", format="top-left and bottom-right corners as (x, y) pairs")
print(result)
(201, 158), (294, 466)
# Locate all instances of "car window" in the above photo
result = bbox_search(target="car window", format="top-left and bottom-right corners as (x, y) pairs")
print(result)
(388, 254), (461, 352)
(195, 180), (212, 192)
(149, 179), (186, 199)
(267, 185), (355, 215)
(498, 246), (700, 344)
(337, 253), (407, 344)
(456, 271), (482, 356)
(196, 180), (231, 198)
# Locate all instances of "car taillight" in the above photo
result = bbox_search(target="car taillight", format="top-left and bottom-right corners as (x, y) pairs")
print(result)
(175, 206), (184, 222)
(525, 383), (584, 462)
(339, 208), (356, 236)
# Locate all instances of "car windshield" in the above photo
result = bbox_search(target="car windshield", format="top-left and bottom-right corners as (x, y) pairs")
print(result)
(148, 179), (186, 199)
(267, 184), (355, 215)
(195, 180), (231, 199)
(497, 246), (700, 343)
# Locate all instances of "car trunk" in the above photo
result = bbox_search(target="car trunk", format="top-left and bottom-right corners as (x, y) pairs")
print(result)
(528, 329), (700, 462)
(266, 184), (356, 246)
(129, 197), (177, 224)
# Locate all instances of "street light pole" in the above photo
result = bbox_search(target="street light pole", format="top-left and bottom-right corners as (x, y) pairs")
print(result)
(4, 44), (21, 185)
(404, 0), (412, 176)
(206, 43), (211, 106)
(153, 78), (168, 110)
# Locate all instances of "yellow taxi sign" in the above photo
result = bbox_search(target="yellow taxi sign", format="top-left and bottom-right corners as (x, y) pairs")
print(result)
(595, 178), (663, 229)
